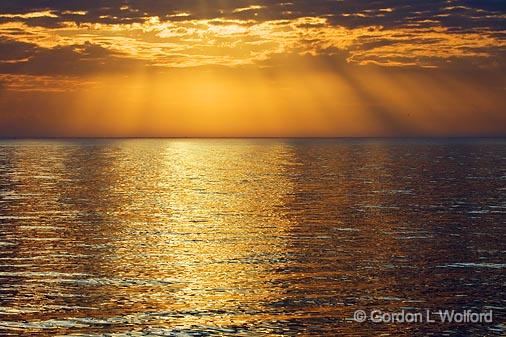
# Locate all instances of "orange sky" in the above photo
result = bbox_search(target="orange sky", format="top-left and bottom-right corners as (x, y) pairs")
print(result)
(0, 1), (504, 137)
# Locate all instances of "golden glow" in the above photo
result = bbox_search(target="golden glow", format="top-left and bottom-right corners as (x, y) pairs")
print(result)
(2, 62), (502, 137)
(1, 141), (301, 328)
(0, 4), (504, 137)
(1, 16), (503, 68)
(61, 10), (88, 16)
(3, 140), (449, 332)
(233, 5), (265, 13)
(0, 10), (58, 19)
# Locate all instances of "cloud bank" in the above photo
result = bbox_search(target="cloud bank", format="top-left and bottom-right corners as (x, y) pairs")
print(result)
(0, 1), (504, 136)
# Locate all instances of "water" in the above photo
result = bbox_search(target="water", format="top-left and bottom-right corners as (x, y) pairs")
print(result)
(0, 139), (504, 336)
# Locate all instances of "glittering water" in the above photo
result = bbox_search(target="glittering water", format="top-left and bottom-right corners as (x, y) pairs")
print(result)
(0, 139), (505, 336)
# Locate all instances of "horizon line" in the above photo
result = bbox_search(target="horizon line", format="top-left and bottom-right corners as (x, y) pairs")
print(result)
(1, 136), (506, 141)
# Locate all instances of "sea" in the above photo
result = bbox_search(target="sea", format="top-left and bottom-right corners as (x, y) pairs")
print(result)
(0, 139), (505, 336)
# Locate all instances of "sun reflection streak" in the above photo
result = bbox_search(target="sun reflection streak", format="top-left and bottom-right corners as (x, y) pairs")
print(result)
(158, 141), (297, 318)
(62, 140), (302, 328)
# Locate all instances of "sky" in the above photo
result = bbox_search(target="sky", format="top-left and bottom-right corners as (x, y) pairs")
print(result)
(0, 0), (505, 137)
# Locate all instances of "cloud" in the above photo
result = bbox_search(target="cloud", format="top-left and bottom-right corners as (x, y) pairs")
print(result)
(0, 39), (143, 77)
(0, 1), (503, 92)
(0, 1), (504, 30)
(0, 38), (37, 62)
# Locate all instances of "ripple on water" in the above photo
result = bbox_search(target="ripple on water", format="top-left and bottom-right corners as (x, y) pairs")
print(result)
(0, 139), (505, 337)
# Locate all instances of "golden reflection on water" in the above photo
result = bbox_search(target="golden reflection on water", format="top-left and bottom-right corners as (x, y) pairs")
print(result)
(0, 139), (505, 336)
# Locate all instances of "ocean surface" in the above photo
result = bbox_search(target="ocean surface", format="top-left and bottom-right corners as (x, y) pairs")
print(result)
(0, 139), (505, 336)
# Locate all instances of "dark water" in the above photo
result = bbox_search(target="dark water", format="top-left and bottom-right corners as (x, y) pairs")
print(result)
(0, 139), (505, 336)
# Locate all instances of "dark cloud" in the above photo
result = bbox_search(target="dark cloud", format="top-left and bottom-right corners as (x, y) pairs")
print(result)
(0, 0), (504, 31)
(0, 38), (36, 61)
(0, 40), (143, 76)
(0, 1), (503, 78)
